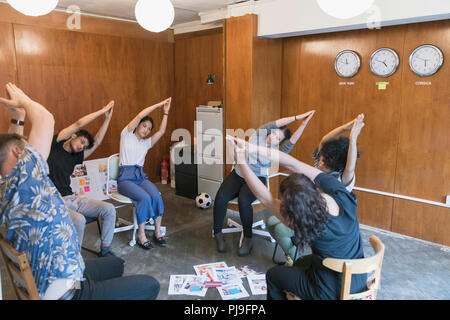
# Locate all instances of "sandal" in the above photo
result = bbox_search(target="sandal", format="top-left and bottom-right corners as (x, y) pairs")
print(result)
(137, 239), (154, 251)
(152, 234), (167, 247)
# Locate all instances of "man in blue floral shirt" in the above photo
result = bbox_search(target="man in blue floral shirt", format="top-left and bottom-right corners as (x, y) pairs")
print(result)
(0, 83), (159, 300)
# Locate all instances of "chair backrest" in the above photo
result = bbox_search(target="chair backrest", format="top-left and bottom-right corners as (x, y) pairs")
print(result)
(0, 236), (40, 300)
(322, 235), (385, 300)
(108, 153), (120, 181)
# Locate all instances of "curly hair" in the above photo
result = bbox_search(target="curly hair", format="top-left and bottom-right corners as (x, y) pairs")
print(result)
(319, 137), (360, 173)
(279, 173), (330, 251)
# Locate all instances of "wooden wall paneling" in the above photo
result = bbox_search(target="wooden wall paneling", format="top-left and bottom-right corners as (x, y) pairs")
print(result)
(0, 22), (18, 133)
(135, 40), (175, 180)
(392, 199), (450, 246)
(293, 33), (348, 164)
(224, 15), (254, 133)
(353, 191), (394, 230)
(224, 15), (254, 175)
(394, 20), (450, 202)
(13, 24), (174, 181)
(391, 20), (450, 243)
(174, 31), (223, 140)
(0, 3), (173, 43)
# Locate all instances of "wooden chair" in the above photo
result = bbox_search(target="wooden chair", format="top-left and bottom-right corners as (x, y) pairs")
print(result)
(0, 236), (40, 300)
(285, 235), (385, 300)
(322, 235), (385, 300)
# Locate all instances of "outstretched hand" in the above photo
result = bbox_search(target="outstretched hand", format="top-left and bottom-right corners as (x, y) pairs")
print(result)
(103, 100), (114, 120)
(226, 135), (248, 164)
(163, 97), (172, 113)
(350, 113), (365, 140)
(0, 83), (31, 116)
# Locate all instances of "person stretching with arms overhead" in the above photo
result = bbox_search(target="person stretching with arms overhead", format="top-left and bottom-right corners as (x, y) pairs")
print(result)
(117, 97), (172, 250)
(214, 111), (315, 257)
(46, 100), (117, 257)
(227, 134), (366, 300)
(0, 83), (159, 299)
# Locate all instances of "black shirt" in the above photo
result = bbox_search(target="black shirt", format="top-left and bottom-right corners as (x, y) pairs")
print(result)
(47, 134), (84, 197)
(306, 173), (366, 299)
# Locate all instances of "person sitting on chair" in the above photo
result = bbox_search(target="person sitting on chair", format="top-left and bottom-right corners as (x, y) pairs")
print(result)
(213, 111), (315, 257)
(266, 114), (365, 265)
(0, 83), (160, 300)
(117, 97), (172, 251)
(46, 100), (117, 257)
(227, 135), (366, 300)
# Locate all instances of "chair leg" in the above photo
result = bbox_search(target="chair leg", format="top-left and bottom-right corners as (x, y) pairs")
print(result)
(272, 243), (286, 265)
(129, 208), (137, 247)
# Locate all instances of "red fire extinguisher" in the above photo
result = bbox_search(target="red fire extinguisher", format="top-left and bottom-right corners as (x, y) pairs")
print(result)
(161, 156), (170, 184)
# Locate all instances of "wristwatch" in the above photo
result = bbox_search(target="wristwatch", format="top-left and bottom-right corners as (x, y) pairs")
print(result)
(11, 119), (24, 126)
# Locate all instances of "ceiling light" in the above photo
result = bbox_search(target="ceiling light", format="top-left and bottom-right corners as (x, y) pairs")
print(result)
(316, 0), (375, 19)
(135, 0), (175, 33)
(7, 0), (59, 16)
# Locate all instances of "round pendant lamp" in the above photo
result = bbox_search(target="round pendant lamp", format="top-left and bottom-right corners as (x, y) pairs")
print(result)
(316, 0), (375, 19)
(7, 0), (59, 16)
(135, 0), (175, 33)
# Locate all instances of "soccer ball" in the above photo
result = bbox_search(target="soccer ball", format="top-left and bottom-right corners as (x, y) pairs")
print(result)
(195, 193), (212, 209)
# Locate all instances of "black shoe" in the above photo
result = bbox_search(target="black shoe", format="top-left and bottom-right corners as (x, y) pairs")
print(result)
(137, 239), (154, 251)
(152, 234), (167, 247)
(214, 232), (227, 253)
(238, 237), (253, 257)
(99, 250), (116, 258)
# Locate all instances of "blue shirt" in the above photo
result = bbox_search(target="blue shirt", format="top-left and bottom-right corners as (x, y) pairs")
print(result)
(0, 145), (85, 298)
(235, 121), (294, 177)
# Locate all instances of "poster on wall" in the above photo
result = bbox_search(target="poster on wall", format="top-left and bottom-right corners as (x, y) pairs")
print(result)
(70, 158), (116, 201)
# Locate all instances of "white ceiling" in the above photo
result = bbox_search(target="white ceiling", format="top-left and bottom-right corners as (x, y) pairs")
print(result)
(57, 0), (246, 25)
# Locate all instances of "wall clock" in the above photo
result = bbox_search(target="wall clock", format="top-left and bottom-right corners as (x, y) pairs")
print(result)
(335, 50), (361, 78)
(369, 47), (399, 77)
(409, 44), (444, 77)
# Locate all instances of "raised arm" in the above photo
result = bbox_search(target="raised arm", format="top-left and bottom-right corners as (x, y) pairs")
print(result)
(149, 97), (172, 146)
(227, 136), (288, 226)
(126, 98), (170, 133)
(318, 118), (355, 152)
(289, 110), (315, 145)
(84, 102), (114, 159)
(57, 101), (114, 142)
(342, 113), (364, 186)
(1, 93), (26, 135)
(275, 110), (315, 128)
(0, 83), (54, 159)
(230, 135), (323, 183)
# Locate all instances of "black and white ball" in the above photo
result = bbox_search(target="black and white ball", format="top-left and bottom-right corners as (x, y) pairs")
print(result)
(195, 193), (212, 209)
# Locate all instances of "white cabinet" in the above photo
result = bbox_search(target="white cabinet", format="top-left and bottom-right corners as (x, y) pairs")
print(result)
(196, 106), (223, 200)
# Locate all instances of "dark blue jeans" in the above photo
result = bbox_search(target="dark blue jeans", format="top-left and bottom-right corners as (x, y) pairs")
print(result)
(213, 170), (266, 238)
(72, 257), (160, 300)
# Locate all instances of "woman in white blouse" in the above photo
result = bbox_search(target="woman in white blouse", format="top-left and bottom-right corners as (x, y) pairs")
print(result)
(117, 97), (172, 250)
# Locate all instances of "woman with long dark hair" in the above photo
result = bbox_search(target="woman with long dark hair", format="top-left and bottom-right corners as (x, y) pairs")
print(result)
(227, 132), (367, 300)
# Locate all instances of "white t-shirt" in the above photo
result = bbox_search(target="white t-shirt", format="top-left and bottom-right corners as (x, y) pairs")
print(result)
(119, 126), (152, 167)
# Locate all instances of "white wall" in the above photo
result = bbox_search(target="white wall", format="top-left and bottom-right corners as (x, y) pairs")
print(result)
(255, 0), (450, 38)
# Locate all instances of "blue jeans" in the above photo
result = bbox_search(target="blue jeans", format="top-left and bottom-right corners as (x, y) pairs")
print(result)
(117, 165), (164, 225)
(72, 257), (160, 300)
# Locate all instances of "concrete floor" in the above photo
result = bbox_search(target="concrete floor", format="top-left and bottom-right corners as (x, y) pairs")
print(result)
(1, 183), (449, 300)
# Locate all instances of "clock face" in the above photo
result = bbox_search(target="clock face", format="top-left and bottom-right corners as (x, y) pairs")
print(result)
(409, 44), (444, 77)
(369, 48), (399, 77)
(335, 50), (361, 78)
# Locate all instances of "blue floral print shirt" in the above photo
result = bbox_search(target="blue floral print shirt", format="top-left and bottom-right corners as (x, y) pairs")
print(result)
(0, 144), (85, 298)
